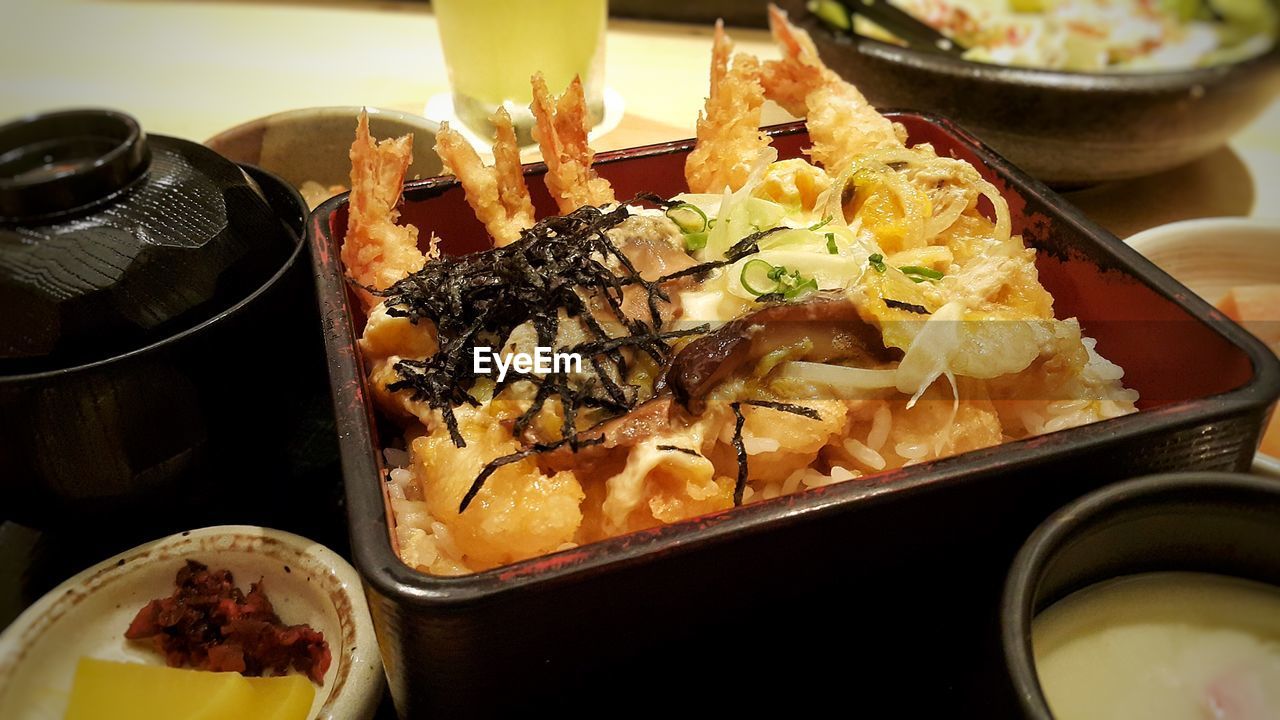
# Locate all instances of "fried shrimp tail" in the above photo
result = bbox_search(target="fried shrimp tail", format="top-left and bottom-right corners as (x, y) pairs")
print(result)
(761, 4), (904, 173)
(343, 110), (427, 310)
(530, 73), (615, 214)
(759, 7), (826, 118)
(685, 21), (772, 194)
(433, 109), (535, 247)
(489, 109), (537, 238)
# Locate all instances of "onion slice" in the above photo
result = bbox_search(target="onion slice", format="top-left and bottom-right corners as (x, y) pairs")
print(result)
(773, 361), (899, 394)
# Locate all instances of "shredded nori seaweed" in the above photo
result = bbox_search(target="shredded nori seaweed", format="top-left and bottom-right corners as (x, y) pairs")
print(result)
(633, 191), (677, 209)
(730, 402), (748, 506)
(459, 435), (605, 512)
(381, 201), (655, 449)
(653, 226), (785, 284)
(656, 444), (702, 457)
(884, 298), (930, 315)
(742, 399), (823, 421)
(725, 400), (822, 506)
(376, 196), (769, 512)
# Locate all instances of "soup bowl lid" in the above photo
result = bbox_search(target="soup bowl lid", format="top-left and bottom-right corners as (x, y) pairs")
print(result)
(0, 108), (297, 374)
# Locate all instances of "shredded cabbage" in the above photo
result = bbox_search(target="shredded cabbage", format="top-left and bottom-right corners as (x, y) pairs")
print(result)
(896, 301), (966, 407)
(697, 147), (778, 261)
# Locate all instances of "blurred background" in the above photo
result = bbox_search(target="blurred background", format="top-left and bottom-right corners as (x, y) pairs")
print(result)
(2, 0), (1277, 236)
(1, 0), (780, 151)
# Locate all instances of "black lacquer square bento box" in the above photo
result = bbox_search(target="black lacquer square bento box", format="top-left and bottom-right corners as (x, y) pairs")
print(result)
(309, 115), (1279, 715)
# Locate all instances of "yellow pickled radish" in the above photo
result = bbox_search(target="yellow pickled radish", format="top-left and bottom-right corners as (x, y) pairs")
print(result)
(63, 658), (314, 720)
(244, 673), (315, 720)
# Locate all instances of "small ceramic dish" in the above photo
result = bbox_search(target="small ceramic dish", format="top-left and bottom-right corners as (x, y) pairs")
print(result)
(1001, 471), (1280, 718)
(205, 106), (441, 207)
(0, 526), (383, 720)
(1126, 217), (1280, 476)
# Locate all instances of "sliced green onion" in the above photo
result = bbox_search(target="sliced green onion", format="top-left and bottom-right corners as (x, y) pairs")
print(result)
(825, 233), (838, 254)
(783, 276), (818, 299)
(899, 265), (945, 283)
(742, 260), (818, 300)
(868, 253), (886, 273)
(682, 230), (708, 251)
(809, 215), (834, 232)
(740, 259), (779, 296)
(665, 202), (708, 234)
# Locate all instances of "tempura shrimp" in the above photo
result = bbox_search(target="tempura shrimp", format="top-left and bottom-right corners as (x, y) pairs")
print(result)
(530, 73), (615, 214)
(433, 108), (535, 247)
(343, 110), (427, 310)
(685, 20), (772, 194)
(761, 4), (905, 173)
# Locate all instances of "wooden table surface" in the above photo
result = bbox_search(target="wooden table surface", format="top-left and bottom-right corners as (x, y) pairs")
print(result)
(4, 0), (1278, 239)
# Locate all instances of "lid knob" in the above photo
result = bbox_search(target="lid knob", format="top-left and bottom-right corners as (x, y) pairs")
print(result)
(0, 109), (150, 220)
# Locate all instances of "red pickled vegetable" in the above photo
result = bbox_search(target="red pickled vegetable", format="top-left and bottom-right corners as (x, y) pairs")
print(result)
(125, 560), (331, 684)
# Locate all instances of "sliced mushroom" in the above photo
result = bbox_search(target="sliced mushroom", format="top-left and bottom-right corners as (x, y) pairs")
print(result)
(659, 292), (898, 413)
(613, 216), (701, 324)
(541, 397), (677, 471)
(609, 215), (700, 283)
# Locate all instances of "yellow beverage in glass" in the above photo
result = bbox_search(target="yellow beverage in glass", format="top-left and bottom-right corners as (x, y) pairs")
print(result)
(434, 0), (607, 140)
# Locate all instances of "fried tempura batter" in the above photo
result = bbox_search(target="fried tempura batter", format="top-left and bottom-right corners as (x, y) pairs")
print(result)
(761, 5), (905, 173)
(343, 110), (426, 309)
(433, 108), (535, 247)
(412, 403), (585, 571)
(530, 73), (615, 213)
(685, 21), (772, 194)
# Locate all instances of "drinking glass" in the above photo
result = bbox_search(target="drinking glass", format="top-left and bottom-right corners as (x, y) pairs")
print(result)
(434, 0), (607, 142)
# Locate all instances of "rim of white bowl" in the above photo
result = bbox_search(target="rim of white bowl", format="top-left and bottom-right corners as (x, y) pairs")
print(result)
(1126, 216), (1280, 479)
(1126, 216), (1280, 250)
